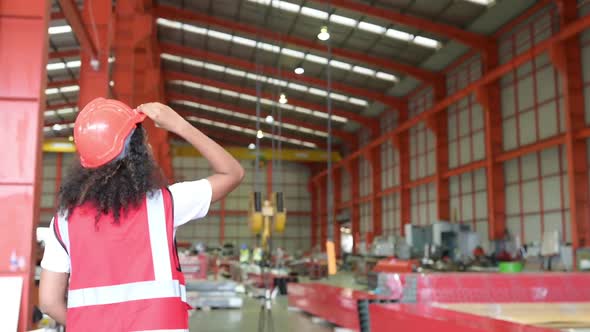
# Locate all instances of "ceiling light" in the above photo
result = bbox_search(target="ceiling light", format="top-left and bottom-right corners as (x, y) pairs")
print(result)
(46, 62), (66, 71)
(248, 143), (256, 150)
(294, 67), (305, 75)
(317, 26), (330, 41)
(48, 25), (72, 35)
(288, 83), (307, 92)
(245, 0), (441, 49)
(358, 21), (386, 34)
(386, 29), (413, 41)
(68, 136), (74, 142)
(158, 19), (397, 81)
(376, 72), (398, 82)
(257, 130), (264, 139)
(265, 115), (274, 124)
(281, 48), (305, 59)
(463, 0), (496, 6)
(52, 124), (63, 131)
(109, 81), (115, 87)
(279, 93), (288, 104)
(329, 14), (357, 27)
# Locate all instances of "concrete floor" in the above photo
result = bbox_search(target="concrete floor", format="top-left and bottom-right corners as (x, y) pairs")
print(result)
(188, 296), (332, 332)
(188, 272), (362, 332)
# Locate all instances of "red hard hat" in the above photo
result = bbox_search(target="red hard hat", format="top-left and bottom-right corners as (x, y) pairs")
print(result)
(74, 97), (146, 168)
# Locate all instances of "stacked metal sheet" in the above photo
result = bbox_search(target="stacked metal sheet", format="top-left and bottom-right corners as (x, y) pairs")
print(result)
(185, 280), (243, 309)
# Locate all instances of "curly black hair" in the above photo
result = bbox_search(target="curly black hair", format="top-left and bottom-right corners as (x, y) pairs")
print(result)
(58, 125), (167, 225)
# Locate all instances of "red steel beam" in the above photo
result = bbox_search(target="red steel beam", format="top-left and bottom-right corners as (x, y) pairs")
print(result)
(343, 161), (360, 253)
(552, 0), (590, 251)
(78, 0), (111, 108)
(266, 161), (273, 199)
(175, 108), (328, 149)
(309, 181), (319, 248)
(57, 0), (98, 59)
(46, 102), (76, 111)
(478, 49), (506, 241)
(428, 82), (449, 222)
(155, 5), (439, 83)
(0, 1), (50, 330)
(48, 49), (79, 59)
(160, 42), (406, 110)
(167, 91), (356, 144)
(443, 160), (487, 179)
(310, 12), (590, 182)
(392, 128), (410, 236)
(368, 147), (383, 236)
(47, 79), (77, 89)
(164, 70), (377, 129)
(319, 0), (494, 52)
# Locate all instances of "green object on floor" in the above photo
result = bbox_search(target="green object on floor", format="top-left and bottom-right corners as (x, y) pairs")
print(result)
(499, 262), (523, 273)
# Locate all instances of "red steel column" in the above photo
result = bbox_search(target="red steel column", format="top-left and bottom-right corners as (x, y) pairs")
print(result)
(369, 147), (383, 236)
(309, 180), (319, 248)
(319, 177), (327, 251)
(346, 160), (361, 253)
(266, 161), (273, 198)
(333, 167), (342, 258)
(77, 0), (112, 107)
(54, 153), (63, 208)
(429, 81), (450, 222)
(478, 50), (506, 240)
(551, 0), (590, 251)
(113, 0), (173, 180)
(220, 198), (226, 244)
(0, 1), (49, 330)
(393, 133), (410, 236)
(393, 108), (411, 236)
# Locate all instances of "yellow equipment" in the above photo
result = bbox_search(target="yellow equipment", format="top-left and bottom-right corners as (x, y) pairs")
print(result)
(249, 192), (263, 234)
(271, 192), (287, 233)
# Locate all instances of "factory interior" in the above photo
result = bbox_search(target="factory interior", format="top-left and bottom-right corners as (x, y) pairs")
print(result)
(3, 0), (590, 331)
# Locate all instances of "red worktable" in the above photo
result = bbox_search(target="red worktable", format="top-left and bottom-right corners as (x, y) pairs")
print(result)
(395, 272), (590, 303)
(288, 283), (394, 330)
(369, 304), (556, 332)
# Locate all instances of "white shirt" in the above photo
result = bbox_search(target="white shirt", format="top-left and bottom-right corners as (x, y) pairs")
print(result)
(41, 179), (212, 273)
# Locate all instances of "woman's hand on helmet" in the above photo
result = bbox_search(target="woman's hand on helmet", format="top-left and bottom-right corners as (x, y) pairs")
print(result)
(137, 102), (187, 133)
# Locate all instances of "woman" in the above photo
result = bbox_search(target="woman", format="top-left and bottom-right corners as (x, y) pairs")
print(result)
(39, 98), (244, 331)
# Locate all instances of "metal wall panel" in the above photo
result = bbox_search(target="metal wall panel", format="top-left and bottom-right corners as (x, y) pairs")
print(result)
(360, 202), (372, 237)
(410, 183), (436, 226)
(382, 193), (400, 236)
(381, 141), (400, 188)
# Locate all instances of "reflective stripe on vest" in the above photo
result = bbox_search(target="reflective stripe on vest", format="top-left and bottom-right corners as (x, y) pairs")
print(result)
(54, 210), (71, 253)
(134, 329), (189, 332)
(67, 280), (187, 308)
(56, 190), (185, 310)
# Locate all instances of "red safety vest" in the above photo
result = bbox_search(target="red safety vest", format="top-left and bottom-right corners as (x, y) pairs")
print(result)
(54, 188), (189, 332)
